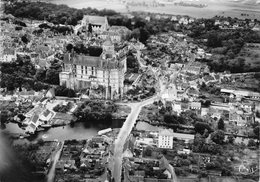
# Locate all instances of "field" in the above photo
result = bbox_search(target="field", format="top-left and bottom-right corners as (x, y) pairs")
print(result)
(52, 0), (260, 19)
(239, 43), (260, 66)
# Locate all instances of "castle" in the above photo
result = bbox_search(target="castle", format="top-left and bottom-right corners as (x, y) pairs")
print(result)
(59, 36), (127, 100)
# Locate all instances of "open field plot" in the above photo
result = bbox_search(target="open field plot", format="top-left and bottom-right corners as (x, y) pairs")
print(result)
(239, 44), (260, 66)
(54, 0), (127, 12)
(53, 0), (260, 19)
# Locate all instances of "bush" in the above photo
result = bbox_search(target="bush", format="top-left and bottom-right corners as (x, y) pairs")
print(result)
(55, 86), (76, 97)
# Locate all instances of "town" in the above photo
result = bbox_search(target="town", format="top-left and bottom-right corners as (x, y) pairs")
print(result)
(0, 0), (259, 182)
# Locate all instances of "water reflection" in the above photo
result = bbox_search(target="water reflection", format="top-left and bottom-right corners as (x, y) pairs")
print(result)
(2, 122), (106, 144)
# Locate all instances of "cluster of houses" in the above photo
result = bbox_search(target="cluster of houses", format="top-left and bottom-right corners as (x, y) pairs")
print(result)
(56, 136), (111, 180)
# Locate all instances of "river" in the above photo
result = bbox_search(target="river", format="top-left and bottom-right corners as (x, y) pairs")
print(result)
(1, 121), (253, 145)
(2, 122), (105, 144)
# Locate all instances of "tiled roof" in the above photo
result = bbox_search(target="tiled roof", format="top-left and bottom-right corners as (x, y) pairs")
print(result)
(30, 114), (39, 124)
(190, 102), (201, 108)
(74, 55), (100, 67)
(42, 109), (51, 117)
(123, 134), (136, 153)
(3, 48), (15, 55)
(82, 15), (107, 25)
(159, 129), (174, 136)
(92, 136), (104, 143)
(159, 156), (171, 171)
(29, 123), (36, 130)
(103, 35), (113, 46)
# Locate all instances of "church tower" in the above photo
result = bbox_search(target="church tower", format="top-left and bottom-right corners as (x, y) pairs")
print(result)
(102, 35), (114, 59)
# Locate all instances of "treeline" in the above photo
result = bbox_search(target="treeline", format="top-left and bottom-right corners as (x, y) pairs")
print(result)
(4, 1), (119, 26)
(0, 136), (47, 182)
(73, 100), (118, 127)
(0, 55), (76, 97)
(0, 56), (59, 90)
(66, 43), (103, 56)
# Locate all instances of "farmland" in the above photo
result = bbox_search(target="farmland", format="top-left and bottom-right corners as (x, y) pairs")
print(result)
(52, 0), (260, 19)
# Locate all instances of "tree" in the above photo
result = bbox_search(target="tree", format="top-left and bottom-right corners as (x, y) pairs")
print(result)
(162, 149), (167, 155)
(88, 23), (92, 33)
(211, 130), (225, 144)
(132, 28), (140, 40)
(35, 68), (46, 82)
(66, 43), (73, 52)
(253, 126), (260, 140)
(45, 69), (60, 85)
(247, 139), (256, 147)
(227, 134), (235, 144)
(194, 122), (212, 135)
(144, 147), (152, 156)
(21, 35), (28, 44)
(217, 118), (225, 130)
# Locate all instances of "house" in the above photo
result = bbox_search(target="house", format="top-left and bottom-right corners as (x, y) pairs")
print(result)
(158, 129), (174, 149)
(92, 136), (104, 143)
(177, 149), (191, 155)
(171, 16), (177, 21)
(214, 20), (221, 25)
(123, 134), (136, 158)
(145, 16), (151, 22)
(159, 156), (172, 179)
(56, 161), (65, 171)
(26, 123), (37, 134)
(252, 24), (260, 31)
(179, 17), (188, 25)
(190, 102), (201, 110)
(25, 114), (40, 134)
(39, 109), (53, 122)
(0, 48), (17, 62)
(173, 103), (182, 115)
(45, 88), (55, 98)
(155, 15), (161, 20)
(173, 133), (194, 143)
(81, 15), (109, 32)
(188, 18), (195, 23)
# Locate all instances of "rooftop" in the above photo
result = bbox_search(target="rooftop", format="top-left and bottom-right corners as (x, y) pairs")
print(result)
(159, 129), (174, 136)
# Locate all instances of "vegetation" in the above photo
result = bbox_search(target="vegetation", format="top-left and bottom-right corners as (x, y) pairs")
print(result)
(73, 100), (118, 126)
(0, 56), (62, 92)
(55, 86), (76, 98)
(192, 134), (223, 155)
(126, 51), (139, 73)
(4, 1), (118, 26)
(53, 102), (73, 113)
(0, 135), (49, 182)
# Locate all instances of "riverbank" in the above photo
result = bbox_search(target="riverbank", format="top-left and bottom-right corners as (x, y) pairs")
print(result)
(1, 122), (103, 144)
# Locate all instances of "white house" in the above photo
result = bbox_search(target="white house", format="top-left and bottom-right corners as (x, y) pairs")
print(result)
(190, 102), (201, 110)
(0, 48), (17, 62)
(39, 109), (53, 122)
(25, 114), (40, 134)
(158, 129), (174, 149)
(171, 16), (178, 21)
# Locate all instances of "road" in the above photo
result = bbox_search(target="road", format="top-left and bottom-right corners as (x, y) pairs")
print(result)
(112, 50), (184, 181)
(47, 141), (64, 182)
(112, 96), (158, 182)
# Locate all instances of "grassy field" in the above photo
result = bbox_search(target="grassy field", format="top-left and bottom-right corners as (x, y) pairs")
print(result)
(53, 0), (260, 19)
(239, 44), (260, 66)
